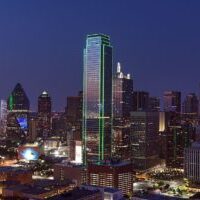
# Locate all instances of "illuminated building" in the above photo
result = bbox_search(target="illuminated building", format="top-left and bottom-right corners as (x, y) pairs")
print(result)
(133, 91), (149, 111)
(0, 100), (7, 135)
(65, 92), (82, 161)
(48, 187), (103, 200)
(165, 123), (195, 168)
(2, 179), (76, 199)
(163, 91), (181, 113)
(112, 63), (133, 160)
(184, 142), (200, 184)
(28, 116), (38, 142)
(112, 119), (131, 161)
(17, 144), (42, 161)
(6, 83), (30, 142)
(130, 111), (160, 170)
(182, 93), (198, 114)
(82, 34), (113, 164)
(52, 112), (67, 138)
(37, 91), (52, 138)
(0, 166), (32, 185)
(87, 161), (133, 195)
(81, 185), (123, 200)
(148, 96), (160, 112)
(113, 62), (133, 118)
(54, 163), (87, 186)
(66, 91), (82, 123)
(182, 93), (199, 123)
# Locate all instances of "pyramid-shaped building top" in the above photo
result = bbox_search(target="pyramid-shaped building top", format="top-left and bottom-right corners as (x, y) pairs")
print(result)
(8, 83), (30, 111)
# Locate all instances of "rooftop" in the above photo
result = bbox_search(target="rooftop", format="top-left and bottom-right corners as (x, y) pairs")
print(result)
(48, 188), (101, 200)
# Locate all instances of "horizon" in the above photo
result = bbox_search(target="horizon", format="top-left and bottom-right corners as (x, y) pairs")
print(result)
(1, 1), (200, 110)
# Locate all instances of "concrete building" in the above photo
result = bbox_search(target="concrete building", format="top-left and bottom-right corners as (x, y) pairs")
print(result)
(87, 161), (133, 195)
(184, 142), (200, 183)
(54, 163), (87, 186)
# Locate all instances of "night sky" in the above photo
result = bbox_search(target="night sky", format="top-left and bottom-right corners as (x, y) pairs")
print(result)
(1, 0), (200, 111)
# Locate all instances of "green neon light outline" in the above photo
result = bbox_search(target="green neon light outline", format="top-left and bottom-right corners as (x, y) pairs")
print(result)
(83, 35), (112, 164)
(82, 48), (87, 165)
(101, 45), (105, 161)
(98, 45), (101, 162)
(9, 94), (13, 111)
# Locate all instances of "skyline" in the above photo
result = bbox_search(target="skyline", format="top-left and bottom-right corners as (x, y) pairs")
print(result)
(1, 1), (200, 110)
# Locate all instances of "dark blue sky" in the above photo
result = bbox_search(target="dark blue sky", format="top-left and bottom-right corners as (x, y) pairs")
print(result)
(1, 0), (200, 110)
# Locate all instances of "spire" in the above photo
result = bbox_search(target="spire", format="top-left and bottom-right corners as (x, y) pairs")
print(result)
(117, 62), (121, 73)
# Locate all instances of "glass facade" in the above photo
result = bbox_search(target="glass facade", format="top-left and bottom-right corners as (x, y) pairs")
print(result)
(6, 83), (30, 142)
(83, 34), (113, 164)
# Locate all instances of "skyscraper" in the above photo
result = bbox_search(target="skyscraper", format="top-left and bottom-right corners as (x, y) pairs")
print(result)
(163, 91), (181, 113)
(0, 100), (7, 135)
(130, 111), (160, 170)
(82, 34), (113, 164)
(113, 62), (133, 118)
(37, 91), (52, 138)
(7, 83), (30, 142)
(148, 96), (160, 112)
(182, 93), (199, 114)
(133, 91), (149, 111)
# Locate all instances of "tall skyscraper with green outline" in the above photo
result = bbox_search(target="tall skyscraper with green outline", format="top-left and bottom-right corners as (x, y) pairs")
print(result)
(82, 34), (113, 164)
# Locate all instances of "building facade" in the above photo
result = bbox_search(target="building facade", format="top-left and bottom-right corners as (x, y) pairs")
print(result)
(82, 34), (113, 164)
(184, 142), (200, 184)
(133, 91), (149, 112)
(37, 91), (52, 138)
(87, 161), (133, 195)
(130, 111), (160, 170)
(6, 83), (30, 142)
(163, 91), (181, 113)
(113, 62), (133, 118)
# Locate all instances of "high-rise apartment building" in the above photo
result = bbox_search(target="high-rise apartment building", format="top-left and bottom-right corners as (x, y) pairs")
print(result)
(82, 34), (113, 164)
(113, 62), (133, 118)
(87, 161), (133, 195)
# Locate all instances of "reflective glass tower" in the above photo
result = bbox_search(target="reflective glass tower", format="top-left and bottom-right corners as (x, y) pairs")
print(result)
(82, 34), (113, 164)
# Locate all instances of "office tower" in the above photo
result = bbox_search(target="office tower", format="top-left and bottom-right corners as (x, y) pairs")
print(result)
(87, 161), (133, 195)
(37, 91), (52, 138)
(66, 91), (82, 123)
(130, 111), (159, 170)
(163, 91), (181, 112)
(184, 142), (200, 184)
(165, 123), (195, 168)
(112, 119), (131, 161)
(66, 92), (82, 160)
(182, 93), (199, 114)
(82, 34), (113, 164)
(113, 62), (133, 118)
(148, 96), (160, 112)
(28, 117), (38, 143)
(7, 83), (30, 142)
(0, 100), (7, 134)
(133, 91), (149, 111)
